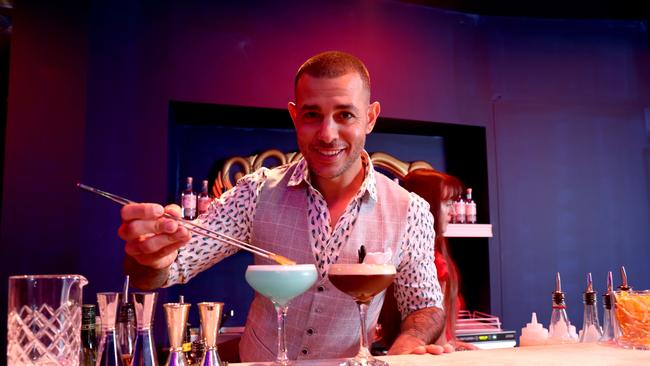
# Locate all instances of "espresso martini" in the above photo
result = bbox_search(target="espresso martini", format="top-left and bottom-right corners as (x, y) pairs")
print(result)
(328, 264), (396, 303)
(328, 263), (396, 366)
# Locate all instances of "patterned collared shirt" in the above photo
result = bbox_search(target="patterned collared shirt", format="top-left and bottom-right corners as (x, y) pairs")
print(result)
(287, 152), (377, 278)
(166, 151), (443, 315)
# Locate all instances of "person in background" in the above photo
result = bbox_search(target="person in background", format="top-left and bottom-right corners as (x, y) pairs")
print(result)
(379, 169), (478, 353)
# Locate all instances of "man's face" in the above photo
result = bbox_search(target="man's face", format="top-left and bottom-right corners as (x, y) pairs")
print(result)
(288, 72), (380, 184)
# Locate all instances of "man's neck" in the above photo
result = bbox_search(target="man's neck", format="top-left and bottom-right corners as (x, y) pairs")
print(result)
(311, 159), (365, 207)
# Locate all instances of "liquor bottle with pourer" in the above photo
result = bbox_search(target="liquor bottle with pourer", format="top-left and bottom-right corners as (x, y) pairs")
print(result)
(579, 273), (602, 342)
(548, 272), (575, 343)
(599, 271), (620, 343)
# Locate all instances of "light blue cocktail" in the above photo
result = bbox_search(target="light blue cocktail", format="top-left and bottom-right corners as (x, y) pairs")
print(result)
(245, 264), (318, 365)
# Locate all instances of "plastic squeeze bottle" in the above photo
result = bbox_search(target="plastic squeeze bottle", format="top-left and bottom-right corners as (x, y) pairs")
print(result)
(519, 312), (549, 346)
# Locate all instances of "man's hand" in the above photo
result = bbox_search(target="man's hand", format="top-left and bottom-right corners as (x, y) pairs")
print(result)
(387, 306), (445, 355)
(409, 343), (454, 355)
(119, 203), (191, 289)
(410, 339), (479, 354)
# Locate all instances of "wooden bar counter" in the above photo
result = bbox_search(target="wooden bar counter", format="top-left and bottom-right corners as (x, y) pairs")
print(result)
(231, 343), (648, 366)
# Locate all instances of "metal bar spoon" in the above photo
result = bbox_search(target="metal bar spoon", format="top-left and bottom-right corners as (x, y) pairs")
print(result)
(77, 183), (296, 266)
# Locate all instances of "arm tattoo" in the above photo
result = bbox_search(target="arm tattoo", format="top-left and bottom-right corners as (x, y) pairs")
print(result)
(400, 307), (445, 343)
(388, 307), (445, 354)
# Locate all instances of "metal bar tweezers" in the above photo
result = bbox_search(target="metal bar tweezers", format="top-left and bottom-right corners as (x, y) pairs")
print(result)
(77, 183), (296, 265)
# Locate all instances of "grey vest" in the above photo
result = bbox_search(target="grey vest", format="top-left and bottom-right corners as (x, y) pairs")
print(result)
(239, 163), (411, 362)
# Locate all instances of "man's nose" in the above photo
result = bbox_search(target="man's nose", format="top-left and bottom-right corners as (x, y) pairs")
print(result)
(316, 115), (338, 143)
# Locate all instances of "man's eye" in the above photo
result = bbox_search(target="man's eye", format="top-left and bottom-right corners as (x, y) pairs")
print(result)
(339, 112), (355, 120)
(302, 112), (320, 120)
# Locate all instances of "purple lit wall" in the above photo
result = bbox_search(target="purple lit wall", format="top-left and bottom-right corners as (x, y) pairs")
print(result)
(1, 0), (649, 353)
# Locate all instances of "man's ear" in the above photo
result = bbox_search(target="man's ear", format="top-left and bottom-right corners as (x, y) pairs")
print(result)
(288, 102), (298, 128)
(366, 101), (381, 134)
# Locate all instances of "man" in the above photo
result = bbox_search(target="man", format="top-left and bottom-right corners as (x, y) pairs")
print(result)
(119, 51), (448, 361)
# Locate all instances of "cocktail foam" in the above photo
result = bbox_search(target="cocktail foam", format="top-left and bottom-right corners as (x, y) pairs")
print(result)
(328, 263), (396, 275)
(363, 249), (392, 264)
(247, 264), (316, 272)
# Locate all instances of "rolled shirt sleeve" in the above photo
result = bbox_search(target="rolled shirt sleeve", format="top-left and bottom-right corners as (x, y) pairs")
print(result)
(394, 192), (444, 317)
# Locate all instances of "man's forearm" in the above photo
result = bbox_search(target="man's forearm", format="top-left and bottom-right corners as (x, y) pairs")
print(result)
(387, 306), (445, 355)
(124, 255), (170, 290)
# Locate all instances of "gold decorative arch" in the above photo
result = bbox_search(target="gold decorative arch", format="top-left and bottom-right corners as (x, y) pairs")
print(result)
(212, 149), (433, 197)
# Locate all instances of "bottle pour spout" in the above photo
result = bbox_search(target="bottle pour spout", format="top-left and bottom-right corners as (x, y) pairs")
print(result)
(619, 266), (631, 291)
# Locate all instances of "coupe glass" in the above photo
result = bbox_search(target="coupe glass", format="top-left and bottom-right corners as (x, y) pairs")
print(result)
(328, 263), (396, 366)
(245, 264), (317, 365)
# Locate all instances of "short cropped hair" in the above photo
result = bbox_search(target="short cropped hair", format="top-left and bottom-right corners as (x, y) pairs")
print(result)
(294, 51), (371, 97)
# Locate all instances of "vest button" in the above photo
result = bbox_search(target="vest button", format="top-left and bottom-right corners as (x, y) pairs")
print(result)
(317, 286), (325, 292)
(306, 328), (314, 335)
(301, 348), (309, 355)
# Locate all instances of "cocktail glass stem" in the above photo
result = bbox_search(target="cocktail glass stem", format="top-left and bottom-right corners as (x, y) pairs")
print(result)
(350, 302), (387, 366)
(274, 303), (290, 365)
(356, 302), (372, 359)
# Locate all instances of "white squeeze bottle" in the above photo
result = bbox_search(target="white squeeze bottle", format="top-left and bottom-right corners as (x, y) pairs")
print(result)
(519, 312), (548, 346)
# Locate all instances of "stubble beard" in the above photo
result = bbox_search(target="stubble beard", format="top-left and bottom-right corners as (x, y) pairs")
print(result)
(303, 138), (365, 181)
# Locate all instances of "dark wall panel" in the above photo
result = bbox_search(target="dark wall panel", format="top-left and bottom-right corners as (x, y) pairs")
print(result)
(494, 101), (650, 329)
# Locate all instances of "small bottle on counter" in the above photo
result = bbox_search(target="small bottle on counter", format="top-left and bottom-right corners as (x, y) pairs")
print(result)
(453, 194), (466, 224)
(80, 304), (97, 366)
(465, 188), (477, 224)
(579, 273), (603, 342)
(198, 179), (211, 215)
(187, 327), (205, 365)
(182, 177), (197, 220)
(519, 312), (548, 346)
(548, 272), (576, 343)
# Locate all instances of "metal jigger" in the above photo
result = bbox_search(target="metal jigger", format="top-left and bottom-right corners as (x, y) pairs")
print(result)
(131, 292), (159, 366)
(96, 292), (123, 366)
(164, 302), (191, 366)
(198, 302), (225, 366)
